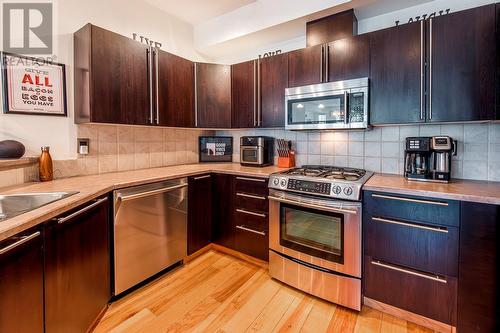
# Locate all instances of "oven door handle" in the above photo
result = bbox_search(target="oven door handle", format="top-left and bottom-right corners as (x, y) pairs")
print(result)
(268, 195), (358, 215)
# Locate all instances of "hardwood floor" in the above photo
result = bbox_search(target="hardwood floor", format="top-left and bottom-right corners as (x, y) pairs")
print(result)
(94, 250), (435, 333)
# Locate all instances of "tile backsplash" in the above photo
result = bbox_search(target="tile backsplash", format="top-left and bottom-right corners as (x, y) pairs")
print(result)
(218, 123), (500, 182)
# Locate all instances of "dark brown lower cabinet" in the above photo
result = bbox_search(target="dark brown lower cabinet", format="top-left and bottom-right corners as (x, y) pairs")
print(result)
(458, 202), (499, 332)
(44, 197), (110, 333)
(0, 227), (44, 333)
(212, 173), (235, 249)
(188, 174), (213, 255)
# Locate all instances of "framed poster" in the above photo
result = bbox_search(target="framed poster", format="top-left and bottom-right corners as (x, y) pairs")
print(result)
(1, 52), (67, 116)
(199, 136), (233, 163)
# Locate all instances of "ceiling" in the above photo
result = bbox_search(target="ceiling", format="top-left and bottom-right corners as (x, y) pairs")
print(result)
(142, 0), (256, 25)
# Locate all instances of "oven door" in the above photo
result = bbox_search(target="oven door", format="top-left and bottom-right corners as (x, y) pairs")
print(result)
(269, 190), (361, 278)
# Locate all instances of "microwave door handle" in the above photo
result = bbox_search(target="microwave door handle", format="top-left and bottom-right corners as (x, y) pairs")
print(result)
(344, 91), (349, 124)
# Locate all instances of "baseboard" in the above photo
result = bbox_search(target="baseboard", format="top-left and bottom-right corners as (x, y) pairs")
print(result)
(363, 297), (455, 333)
(86, 303), (109, 333)
(210, 243), (269, 269)
(184, 244), (213, 263)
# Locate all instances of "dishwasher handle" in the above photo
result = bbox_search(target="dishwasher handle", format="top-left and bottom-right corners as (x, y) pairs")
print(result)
(116, 183), (188, 202)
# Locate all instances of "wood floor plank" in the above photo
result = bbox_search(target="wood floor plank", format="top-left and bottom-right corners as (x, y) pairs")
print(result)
(93, 251), (441, 333)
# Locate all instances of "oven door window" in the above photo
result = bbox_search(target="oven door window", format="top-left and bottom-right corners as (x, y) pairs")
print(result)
(287, 93), (346, 125)
(280, 203), (344, 263)
(242, 148), (258, 163)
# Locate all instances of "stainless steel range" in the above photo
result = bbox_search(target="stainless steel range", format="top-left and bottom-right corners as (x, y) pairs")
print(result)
(268, 166), (373, 311)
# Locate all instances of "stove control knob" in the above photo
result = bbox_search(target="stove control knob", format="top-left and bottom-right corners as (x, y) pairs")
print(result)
(333, 186), (342, 195)
(280, 179), (287, 188)
(344, 187), (353, 196)
(273, 178), (279, 186)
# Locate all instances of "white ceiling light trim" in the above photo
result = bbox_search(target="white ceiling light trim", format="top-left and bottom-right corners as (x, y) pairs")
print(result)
(193, 0), (352, 49)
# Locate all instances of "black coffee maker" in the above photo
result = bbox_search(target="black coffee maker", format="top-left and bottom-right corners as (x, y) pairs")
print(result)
(404, 136), (456, 183)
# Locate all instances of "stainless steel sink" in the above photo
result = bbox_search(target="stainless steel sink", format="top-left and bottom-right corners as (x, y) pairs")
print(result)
(0, 192), (79, 222)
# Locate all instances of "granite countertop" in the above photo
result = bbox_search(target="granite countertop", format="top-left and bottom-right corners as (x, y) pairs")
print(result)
(364, 173), (500, 205)
(0, 163), (283, 241)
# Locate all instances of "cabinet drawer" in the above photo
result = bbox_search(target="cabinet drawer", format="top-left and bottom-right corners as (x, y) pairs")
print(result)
(364, 255), (457, 325)
(234, 208), (268, 231)
(365, 215), (458, 277)
(235, 176), (269, 196)
(364, 191), (459, 227)
(235, 192), (268, 213)
(234, 227), (268, 261)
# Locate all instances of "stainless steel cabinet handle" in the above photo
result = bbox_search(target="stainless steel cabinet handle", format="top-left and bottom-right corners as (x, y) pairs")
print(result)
(148, 48), (153, 124)
(235, 176), (266, 183)
(371, 260), (447, 284)
(325, 44), (329, 82)
(253, 60), (257, 127)
(371, 193), (448, 206)
(236, 208), (266, 218)
(372, 217), (448, 233)
(0, 231), (40, 255)
(268, 195), (358, 215)
(55, 197), (108, 224)
(236, 225), (266, 236)
(193, 175), (211, 180)
(257, 59), (262, 126)
(155, 48), (159, 124)
(320, 45), (324, 82)
(420, 20), (424, 120)
(236, 192), (266, 200)
(429, 18), (433, 120)
(117, 184), (187, 202)
(194, 63), (198, 127)
(344, 90), (349, 124)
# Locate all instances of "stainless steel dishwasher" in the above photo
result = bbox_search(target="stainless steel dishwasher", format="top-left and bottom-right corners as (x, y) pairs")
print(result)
(113, 178), (188, 295)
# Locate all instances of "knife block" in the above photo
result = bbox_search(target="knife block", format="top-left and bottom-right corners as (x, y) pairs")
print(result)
(278, 151), (295, 168)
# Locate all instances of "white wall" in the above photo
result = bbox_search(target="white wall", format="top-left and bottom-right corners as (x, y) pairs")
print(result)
(0, 0), (206, 159)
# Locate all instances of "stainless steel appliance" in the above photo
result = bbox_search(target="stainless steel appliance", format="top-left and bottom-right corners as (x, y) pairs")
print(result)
(268, 166), (373, 311)
(240, 136), (274, 167)
(285, 78), (369, 130)
(113, 179), (188, 295)
(404, 136), (456, 183)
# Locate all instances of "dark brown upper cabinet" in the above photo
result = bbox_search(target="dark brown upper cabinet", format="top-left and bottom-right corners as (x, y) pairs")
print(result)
(427, 4), (497, 122)
(288, 44), (324, 87)
(231, 60), (257, 128)
(369, 21), (424, 125)
(327, 34), (369, 82)
(157, 50), (195, 127)
(74, 24), (151, 125)
(260, 53), (288, 127)
(0, 227), (44, 333)
(306, 9), (357, 47)
(195, 63), (232, 128)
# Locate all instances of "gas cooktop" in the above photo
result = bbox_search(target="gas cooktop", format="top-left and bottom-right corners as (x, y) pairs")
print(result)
(268, 165), (373, 201)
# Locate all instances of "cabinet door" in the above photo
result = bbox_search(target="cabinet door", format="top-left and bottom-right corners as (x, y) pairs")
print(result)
(327, 34), (369, 82)
(0, 228), (44, 333)
(231, 60), (256, 128)
(288, 44), (323, 87)
(45, 197), (110, 333)
(188, 174), (213, 255)
(260, 53), (288, 128)
(428, 4), (496, 122)
(212, 173), (235, 249)
(91, 25), (151, 125)
(458, 202), (499, 333)
(196, 63), (231, 128)
(370, 21), (424, 125)
(157, 50), (195, 127)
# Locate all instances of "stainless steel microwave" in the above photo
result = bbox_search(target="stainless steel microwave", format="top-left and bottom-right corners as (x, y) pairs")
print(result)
(285, 77), (369, 130)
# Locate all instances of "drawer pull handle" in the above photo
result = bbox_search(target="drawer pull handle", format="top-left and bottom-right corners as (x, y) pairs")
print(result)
(372, 194), (449, 206)
(55, 197), (108, 224)
(371, 260), (447, 284)
(0, 231), (40, 255)
(236, 225), (266, 236)
(236, 208), (266, 218)
(236, 176), (266, 183)
(193, 175), (211, 180)
(236, 193), (266, 200)
(372, 217), (448, 233)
